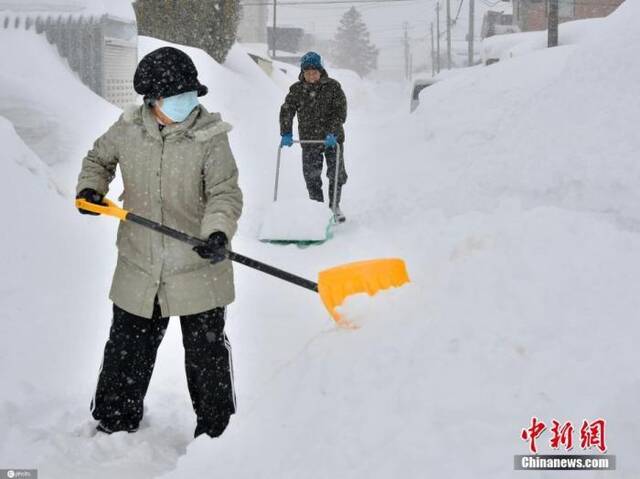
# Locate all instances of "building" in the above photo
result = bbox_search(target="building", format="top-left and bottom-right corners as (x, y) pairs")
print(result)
(513, 0), (625, 32)
(481, 11), (519, 39)
(0, 1), (138, 108)
(238, 1), (268, 43)
(267, 26), (305, 56)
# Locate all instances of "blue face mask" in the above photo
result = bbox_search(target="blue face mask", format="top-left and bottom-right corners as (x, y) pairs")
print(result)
(160, 91), (199, 123)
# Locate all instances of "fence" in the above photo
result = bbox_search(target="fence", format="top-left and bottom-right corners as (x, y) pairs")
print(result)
(1, 11), (138, 108)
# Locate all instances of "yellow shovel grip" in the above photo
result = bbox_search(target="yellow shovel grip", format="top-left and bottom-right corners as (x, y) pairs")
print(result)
(75, 198), (129, 220)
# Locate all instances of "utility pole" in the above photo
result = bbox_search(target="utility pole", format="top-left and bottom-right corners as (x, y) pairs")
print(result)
(403, 22), (410, 80)
(436, 2), (441, 73)
(409, 53), (413, 81)
(430, 22), (436, 76)
(467, 0), (474, 66)
(446, 0), (452, 69)
(548, 0), (559, 47)
(272, 0), (277, 58)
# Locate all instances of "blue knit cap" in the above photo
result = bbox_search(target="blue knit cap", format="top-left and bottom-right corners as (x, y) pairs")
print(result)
(300, 51), (322, 70)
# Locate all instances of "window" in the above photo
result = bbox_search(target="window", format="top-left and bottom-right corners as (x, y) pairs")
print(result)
(559, 0), (575, 18)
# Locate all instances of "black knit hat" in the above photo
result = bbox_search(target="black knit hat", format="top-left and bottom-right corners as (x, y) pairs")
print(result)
(133, 47), (208, 99)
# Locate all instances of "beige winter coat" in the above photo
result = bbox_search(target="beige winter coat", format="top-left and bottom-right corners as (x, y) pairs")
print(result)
(77, 104), (243, 318)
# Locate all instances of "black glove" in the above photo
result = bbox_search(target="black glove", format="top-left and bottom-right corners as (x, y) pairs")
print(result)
(193, 231), (228, 264)
(76, 188), (104, 215)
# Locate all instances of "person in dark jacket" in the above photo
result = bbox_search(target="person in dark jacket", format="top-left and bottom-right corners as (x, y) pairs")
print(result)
(279, 51), (348, 222)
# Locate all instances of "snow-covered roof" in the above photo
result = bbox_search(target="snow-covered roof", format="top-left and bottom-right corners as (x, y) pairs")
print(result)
(490, 2), (512, 15)
(0, 0), (135, 22)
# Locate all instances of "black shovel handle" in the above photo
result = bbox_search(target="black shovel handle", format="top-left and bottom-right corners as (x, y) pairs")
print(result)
(126, 213), (319, 293)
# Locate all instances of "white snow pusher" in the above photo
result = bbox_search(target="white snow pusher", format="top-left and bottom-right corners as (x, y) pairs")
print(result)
(258, 140), (342, 245)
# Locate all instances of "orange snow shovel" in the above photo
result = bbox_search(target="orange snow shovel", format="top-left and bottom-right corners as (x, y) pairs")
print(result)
(76, 198), (410, 326)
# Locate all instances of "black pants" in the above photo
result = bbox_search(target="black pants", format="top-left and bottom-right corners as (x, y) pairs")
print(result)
(90, 301), (236, 437)
(301, 143), (347, 207)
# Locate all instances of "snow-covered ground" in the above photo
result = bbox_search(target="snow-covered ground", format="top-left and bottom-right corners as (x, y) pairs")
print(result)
(1, 1), (639, 477)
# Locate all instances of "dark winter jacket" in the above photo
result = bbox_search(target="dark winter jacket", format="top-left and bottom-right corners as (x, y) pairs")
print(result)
(279, 68), (347, 143)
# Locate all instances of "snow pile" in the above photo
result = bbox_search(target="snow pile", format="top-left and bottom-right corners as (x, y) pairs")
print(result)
(330, 67), (376, 110)
(409, 1), (640, 222)
(481, 17), (605, 63)
(259, 199), (334, 242)
(0, 116), (131, 476)
(0, 28), (120, 191)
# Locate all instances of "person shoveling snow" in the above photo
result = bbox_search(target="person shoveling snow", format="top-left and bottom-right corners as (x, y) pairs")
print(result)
(76, 46), (242, 439)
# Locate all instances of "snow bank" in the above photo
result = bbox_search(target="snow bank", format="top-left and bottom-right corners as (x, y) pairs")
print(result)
(0, 116), (130, 474)
(410, 0), (640, 222)
(481, 17), (605, 63)
(0, 28), (121, 192)
(330, 67), (376, 110)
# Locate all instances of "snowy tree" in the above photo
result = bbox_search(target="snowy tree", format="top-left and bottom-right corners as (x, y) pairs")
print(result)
(133, 0), (240, 63)
(330, 7), (378, 77)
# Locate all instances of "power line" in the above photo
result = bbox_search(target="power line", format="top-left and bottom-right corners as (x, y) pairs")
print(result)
(477, 0), (623, 5)
(446, 0), (452, 69)
(435, 1), (440, 73)
(241, 0), (419, 5)
(555, 0), (623, 4)
(267, 1), (418, 10)
(467, 0), (474, 66)
(454, 0), (464, 23)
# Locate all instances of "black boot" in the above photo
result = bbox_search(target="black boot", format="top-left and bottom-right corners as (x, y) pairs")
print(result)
(194, 415), (230, 438)
(96, 420), (139, 434)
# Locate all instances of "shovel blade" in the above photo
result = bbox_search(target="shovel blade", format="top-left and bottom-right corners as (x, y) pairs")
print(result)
(317, 258), (410, 323)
